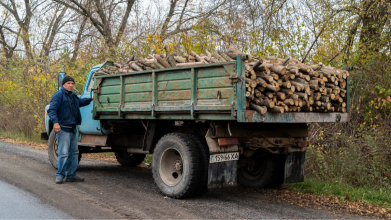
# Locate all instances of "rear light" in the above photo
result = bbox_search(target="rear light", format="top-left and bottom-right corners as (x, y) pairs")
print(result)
(218, 138), (239, 146)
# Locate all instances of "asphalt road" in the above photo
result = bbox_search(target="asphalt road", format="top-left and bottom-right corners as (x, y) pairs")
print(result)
(0, 141), (362, 219)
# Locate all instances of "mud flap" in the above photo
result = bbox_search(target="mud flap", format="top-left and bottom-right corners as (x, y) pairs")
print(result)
(283, 152), (305, 183)
(208, 160), (237, 189)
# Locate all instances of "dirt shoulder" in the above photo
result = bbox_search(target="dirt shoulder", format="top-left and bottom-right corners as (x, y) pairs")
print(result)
(1, 138), (389, 219)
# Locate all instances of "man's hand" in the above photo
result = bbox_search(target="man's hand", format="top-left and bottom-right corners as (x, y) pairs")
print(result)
(53, 123), (61, 133)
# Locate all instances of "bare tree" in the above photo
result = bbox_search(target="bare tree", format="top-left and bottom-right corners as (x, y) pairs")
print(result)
(39, 4), (68, 59)
(52, 0), (135, 55)
(0, 11), (20, 63)
(0, 0), (38, 60)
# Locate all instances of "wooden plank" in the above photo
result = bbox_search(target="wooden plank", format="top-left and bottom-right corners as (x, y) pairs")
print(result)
(158, 90), (191, 101)
(158, 79), (191, 91)
(124, 74), (152, 84)
(101, 77), (121, 86)
(198, 76), (232, 89)
(158, 100), (192, 106)
(197, 65), (233, 78)
(125, 92), (152, 102)
(100, 85), (120, 95)
(124, 82), (152, 93)
(198, 88), (234, 99)
(157, 70), (191, 81)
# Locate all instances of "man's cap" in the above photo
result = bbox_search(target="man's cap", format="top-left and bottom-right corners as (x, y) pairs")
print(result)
(62, 76), (75, 85)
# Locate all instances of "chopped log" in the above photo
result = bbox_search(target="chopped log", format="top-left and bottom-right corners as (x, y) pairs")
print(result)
(250, 102), (267, 115)
(153, 59), (165, 69)
(281, 81), (291, 89)
(254, 64), (272, 74)
(212, 51), (226, 62)
(291, 81), (304, 91)
(130, 62), (143, 71)
(283, 99), (294, 105)
(254, 89), (264, 98)
(290, 94), (299, 100)
(166, 54), (177, 67)
(265, 92), (274, 99)
(154, 54), (171, 68)
(174, 56), (187, 63)
(301, 106), (313, 112)
(270, 73), (279, 80)
(253, 59), (263, 70)
(276, 92), (286, 100)
(256, 77), (268, 87)
(280, 88), (294, 95)
(245, 78), (257, 88)
(294, 92), (308, 100)
(257, 72), (274, 83)
(190, 51), (205, 62)
(268, 106), (284, 113)
(176, 62), (204, 67)
(265, 84), (279, 92)
(220, 51), (236, 61)
(269, 65), (287, 75)
(299, 64), (311, 73)
(255, 97), (275, 108)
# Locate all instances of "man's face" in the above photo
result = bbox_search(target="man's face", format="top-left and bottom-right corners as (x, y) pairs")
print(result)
(63, 81), (74, 92)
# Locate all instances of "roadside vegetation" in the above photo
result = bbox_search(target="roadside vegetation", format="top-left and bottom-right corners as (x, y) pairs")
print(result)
(0, 0), (390, 211)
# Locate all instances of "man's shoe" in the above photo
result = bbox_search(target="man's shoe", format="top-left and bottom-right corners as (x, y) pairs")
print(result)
(66, 176), (84, 182)
(55, 177), (64, 184)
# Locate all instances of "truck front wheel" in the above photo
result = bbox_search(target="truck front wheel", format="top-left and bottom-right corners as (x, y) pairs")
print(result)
(48, 130), (81, 169)
(237, 155), (276, 188)
(115, 152), (145, 167)
(152, 133), (203, 199)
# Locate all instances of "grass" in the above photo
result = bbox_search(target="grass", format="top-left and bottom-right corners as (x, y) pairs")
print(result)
(287, 178), (391, 208)
(0, 130), (46, 144)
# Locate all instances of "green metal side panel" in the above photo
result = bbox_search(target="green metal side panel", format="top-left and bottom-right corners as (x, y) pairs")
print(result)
(94, 62), (238, 120)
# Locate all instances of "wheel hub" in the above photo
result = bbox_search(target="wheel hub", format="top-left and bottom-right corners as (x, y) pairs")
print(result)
(173, 160), (182, 172)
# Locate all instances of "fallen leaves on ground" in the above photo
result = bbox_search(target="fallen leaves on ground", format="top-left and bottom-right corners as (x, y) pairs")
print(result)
(260, 188), (391, 219)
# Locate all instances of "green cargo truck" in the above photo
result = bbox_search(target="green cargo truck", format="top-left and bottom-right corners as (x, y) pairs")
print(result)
(43, 57), (349, 198)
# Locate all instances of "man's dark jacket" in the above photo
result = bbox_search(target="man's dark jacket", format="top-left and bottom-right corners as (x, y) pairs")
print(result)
(47, 87), (92, 126)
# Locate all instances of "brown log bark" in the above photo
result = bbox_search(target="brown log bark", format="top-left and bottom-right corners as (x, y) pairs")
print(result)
(254, 97), (275, 108)
(268, 106), (284, 113)
(250, 102), (267, 114)
(154, 54), (171, 68)
(176, 62), (204, 67)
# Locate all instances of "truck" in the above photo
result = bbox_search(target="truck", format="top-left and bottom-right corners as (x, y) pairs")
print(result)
(42, 57), (349, 198)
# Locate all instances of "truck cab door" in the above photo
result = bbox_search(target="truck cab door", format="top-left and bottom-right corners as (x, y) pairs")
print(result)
(78, 68), (103, 135)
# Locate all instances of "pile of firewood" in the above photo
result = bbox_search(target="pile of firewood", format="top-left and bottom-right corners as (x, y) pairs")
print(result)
(95, 47), (244, 75)
(244, 57), (348, 114)
(95, 47), (348, 114)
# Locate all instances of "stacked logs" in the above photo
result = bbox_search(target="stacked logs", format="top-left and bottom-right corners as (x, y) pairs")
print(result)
(94, 47), (245, 75)
(244, 57), (349, 114)
(95, 47), (348, 114)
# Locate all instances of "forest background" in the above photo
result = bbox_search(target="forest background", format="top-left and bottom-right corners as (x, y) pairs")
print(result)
(0, 0), (390, 208)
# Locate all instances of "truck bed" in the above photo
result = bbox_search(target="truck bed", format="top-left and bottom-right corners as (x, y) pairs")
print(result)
(92, 60), (349, 123)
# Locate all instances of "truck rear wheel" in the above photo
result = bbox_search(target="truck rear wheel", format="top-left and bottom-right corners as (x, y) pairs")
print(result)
(115, 152), (145, 167)
(237, 155), (276, 188)
(48, 130), (81, 169)
(152, 133), (202, 199)
(188, 134), (209, 197)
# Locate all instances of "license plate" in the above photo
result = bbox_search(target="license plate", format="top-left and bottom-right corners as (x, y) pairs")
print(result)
(210, 152), (239, 163)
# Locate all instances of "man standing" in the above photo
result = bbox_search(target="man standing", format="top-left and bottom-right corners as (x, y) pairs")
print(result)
(47, 76), (92, 184)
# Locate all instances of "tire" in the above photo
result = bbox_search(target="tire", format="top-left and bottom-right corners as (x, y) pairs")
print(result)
(237, 155), (276, 188)
(152, 133), (203, 199)
(187, 133), (209, 197)
(48, 130), (81, 170)
(115, 152), (146, 167)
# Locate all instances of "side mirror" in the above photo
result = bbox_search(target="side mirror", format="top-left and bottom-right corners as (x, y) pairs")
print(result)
(58, 72), (67, 90)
